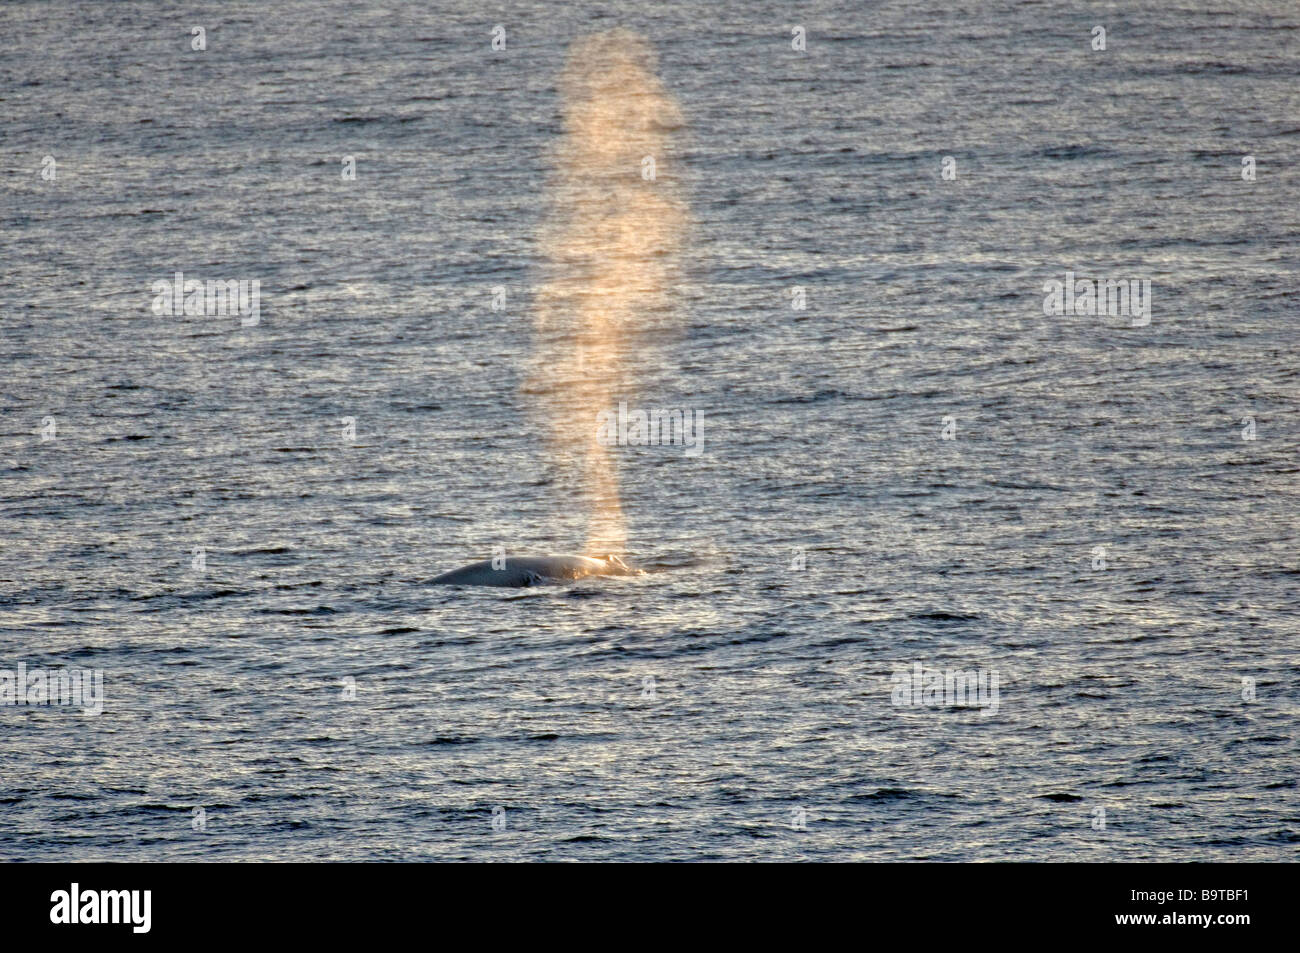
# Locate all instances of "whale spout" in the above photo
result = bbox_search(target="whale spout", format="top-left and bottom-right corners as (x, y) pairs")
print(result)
(430, 553), (641, 587)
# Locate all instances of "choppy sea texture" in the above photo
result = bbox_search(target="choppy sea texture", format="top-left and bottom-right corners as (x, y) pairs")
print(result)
(1, 0), (1297, 860)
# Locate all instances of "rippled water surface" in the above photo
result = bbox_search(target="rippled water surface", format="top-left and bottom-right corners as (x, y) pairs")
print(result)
(1, 0), (1298, 860)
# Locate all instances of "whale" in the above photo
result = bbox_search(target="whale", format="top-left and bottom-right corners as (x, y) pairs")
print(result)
(430, 553), (641, 587)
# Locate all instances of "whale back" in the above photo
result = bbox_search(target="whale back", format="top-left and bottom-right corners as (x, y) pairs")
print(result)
(430, 554), (616, 587)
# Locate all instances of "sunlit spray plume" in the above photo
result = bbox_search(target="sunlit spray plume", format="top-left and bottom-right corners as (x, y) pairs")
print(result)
(525, 30), (687, 557)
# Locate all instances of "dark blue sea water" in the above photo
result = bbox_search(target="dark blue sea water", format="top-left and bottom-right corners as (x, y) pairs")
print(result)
(1, 0), (1297, 861)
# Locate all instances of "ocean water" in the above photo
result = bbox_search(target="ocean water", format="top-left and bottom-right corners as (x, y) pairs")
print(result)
(1, 0), (1297, 861)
